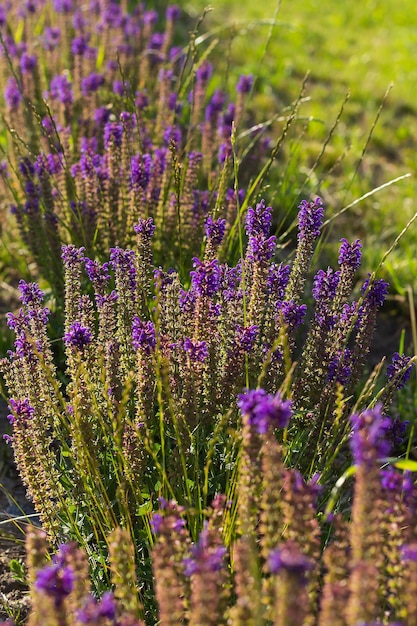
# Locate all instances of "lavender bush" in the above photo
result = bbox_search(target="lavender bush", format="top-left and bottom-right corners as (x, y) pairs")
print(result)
(0, 0), (271, 296)
(1, 196), (413, 612)
(9, 401), (417, 626)
(0, 1), (415, 624)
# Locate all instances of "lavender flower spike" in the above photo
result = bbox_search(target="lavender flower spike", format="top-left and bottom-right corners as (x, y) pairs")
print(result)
(7, 398), (35, 426)
(183, 337), (209, 362)
(183, 527), (227, 577)
(338, 238), (362, 269)
(190, 257), (221, 297)
(237, 388), (292, 434)
(350, 403), (392, 467)
(132, 317), (156, 354)
(268, 542), (313, 578)
(386, 352), (414, 390)
(361, 274), (389, 308)
(205, 216), (226, 246)
(297, 197), (324, 241)
(133, 217), (156, 238)
(18, 280), (44, 305)
(35, 562), (74, 608)
(63, 322), (93, 350)
(236, 74), (254, 94)
(245, 199), (273, 238)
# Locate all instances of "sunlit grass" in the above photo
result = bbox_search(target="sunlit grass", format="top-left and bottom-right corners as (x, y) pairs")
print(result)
(183, 0), (417, 292)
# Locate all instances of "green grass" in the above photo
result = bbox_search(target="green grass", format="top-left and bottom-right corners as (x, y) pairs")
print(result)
(183, 0), (417, 298)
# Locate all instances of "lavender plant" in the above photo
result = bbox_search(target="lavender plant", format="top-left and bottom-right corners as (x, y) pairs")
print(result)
(14, 400), (417, 626)
(1, 196), (413, 609)
(0, 0), (271, 295)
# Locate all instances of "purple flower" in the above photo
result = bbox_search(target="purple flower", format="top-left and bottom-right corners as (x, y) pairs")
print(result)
(154, 267), (176, 290)
(12, 332), (37, 360)
(0, 160), (9, 178)
(132, 317), (156, 353)
(220, 103), (235, 137)
(380, 466), (403, 492)
(350, 404), (392, 467)
(386, 352), (413, 390)
(179, 288), (196, 314)
(247, 234), (276, 264)
(166, 4), (180, 20)
(53, 0), (73, 12)
(245, 200), (273, 238)
(130, 153), (152, 189)
(327, 349), (352, 386)
(63, 322), (93, 350)
(102, 2), (123, 27)
(183, 337), (209, 362)
(190, 257), (221, 297)
(112, 79), (125, 96)
(72, 9), (87, 30)
(96, 291), (118, 308)
(71, 35), (89, 56)
(84, 259), (110, 291)
(338, 238), (362, 269)
(268, 542), (313, 577)
(135, 91), (149, 109)
(183, 528), (226, 576)
(49, 74), (73, 105)
(386, 415), (409, 448)
(236, 74), (253, 94)
(104, 121), (123, 148)
(6, 309), (30, 332)
(205, 89), (226, 122)
(237, 388), (292, 434)
(35, 562), (74, 607)
(278, 300), (307, 328)
(205, 216), (226, 246)
(61, 245), (85, 267)
(7, 398), (34, 426)
(143, 9), (158, 25)
(267, 263), (291, 301)
(148, 32), (165, 53)
(221, 263), (242, 302)
(109, 247), (136, 290)
(20, 52), (37, 74)
(235, 325), (258, 353)
(81, 72), (105, 96)
(297, 197), (324, 241)
(4, 77), (22, 110)
(162, 122), (181, 145)
(18, 280), (44, 305)
(150, 513), (163, 534)
(94, 106), (112, 126)
(42, 26), (61, 50)
(196, 61), (212, 83)
(401, 543), (417, 563)
(361, 274), (389, 308)
(134, 217), (156, 238)
(340, 301), (359, 327)
(312, 268), (340, 302)
(77, 591), (117, 623)
(18, 157), (35, 178)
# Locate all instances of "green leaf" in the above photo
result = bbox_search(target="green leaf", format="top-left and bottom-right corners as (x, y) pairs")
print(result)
(9, 559), (26, 583)
(137, 501), (152, 516)
(394, 459), (417, 471)
(324, 465), (357, 517)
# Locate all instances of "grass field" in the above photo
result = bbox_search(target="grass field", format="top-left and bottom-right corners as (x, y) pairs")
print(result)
(183, 0), (417, 299)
